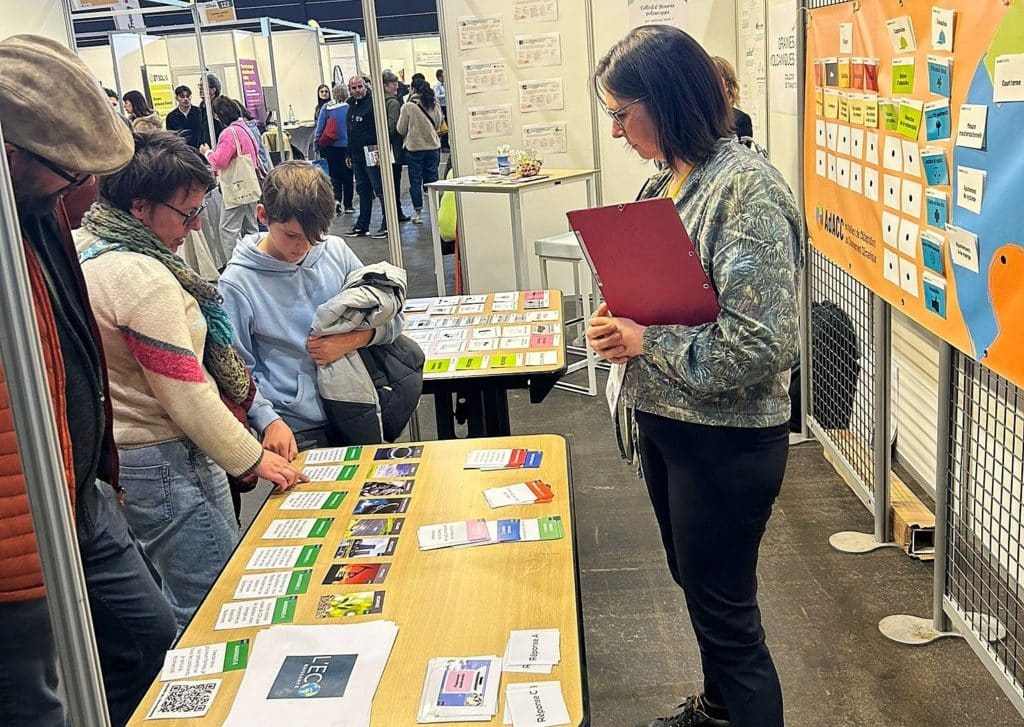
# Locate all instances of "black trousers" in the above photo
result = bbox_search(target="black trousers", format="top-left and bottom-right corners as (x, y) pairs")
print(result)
(321, 145), (354, 208)
(392, 162), (405, 213)
(636, 411), (788, 727)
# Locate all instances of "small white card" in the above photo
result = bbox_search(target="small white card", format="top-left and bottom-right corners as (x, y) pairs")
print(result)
(883, 135), (903, 171)
(886, 16), (917, 53)
(882, 211), (900, 248)
(527, 311), (560, 322)
(837, 125), (852, 155)
(866, 131), (880, 164)
(850, 128), (865, 159)
(901, 140), (920, 176)
(161, 643), (242, 681)
(816, 119), (827, 146)
(884, 249), (901, 285)
(826, 122), (838, 151)
(506, 682), (571, 727)
(244, 545), (318, 571)
(502, 325), (531, 338)
(492, 300), (517, 312)
(262, 518), (325, 540)
(434, 340), (467, 354)
(946, 225), (980, 272)
(526, 351), (558, 367)
(484, 483), (538, 508)
(902, 180), (923, 217)
(233, 570), (307, 600)
(884, 174), (902, 210)
(473, 326), (500, 339)
(864, 167), (880, 202)
(955, 104), (988, 149)
(827, 154), (838, 182)
(505, 629), (561, 667)
(459, 303), (486, 314)
(147, 680), (221, 720)
(214, 597), (279, 630)
(931, 6), (955, 52)
(500, 336), (531, 349)
(956, 166), (986, 214)
(836, 157), (851, 189)
(839, 22), (853, 54)
(898, 218), (920, 257)
(469, 338), (499, 351)
(994, 54), (1024, 103)
(304, 447), (358, 464)
(850, 162), (863, 194)
(899, 258), (920, 297)
(280, 491), (337, 510)
(461, 294), (488, 304)
(816, 149), (827, 177)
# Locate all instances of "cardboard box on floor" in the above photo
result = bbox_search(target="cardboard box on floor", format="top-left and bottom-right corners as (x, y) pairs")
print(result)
(890, 474), (935, 561)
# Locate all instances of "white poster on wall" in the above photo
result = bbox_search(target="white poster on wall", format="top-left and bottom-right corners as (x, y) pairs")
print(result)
(458, 16), (505, 50)
(463, 60), (508, 95)
(515, 33), (562, 68)
(519, 78), (565, 113)
(768, 2), (799, 116)
(626, 0), (689, 30)
(415, 50), (443, 68)
(468, 104), (514, 140)
(515, 0), (559, 23)
(523, 122), (568, 154)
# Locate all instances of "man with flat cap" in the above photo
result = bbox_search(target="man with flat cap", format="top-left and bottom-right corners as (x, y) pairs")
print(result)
(0, 35), (176, 726)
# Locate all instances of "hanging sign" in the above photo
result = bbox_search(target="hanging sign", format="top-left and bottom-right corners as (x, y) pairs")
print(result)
(199, 0), (237, 25)
(238, 59), (266, 124)
(626, 0), (689, 30)
(145, 64), (175, 117)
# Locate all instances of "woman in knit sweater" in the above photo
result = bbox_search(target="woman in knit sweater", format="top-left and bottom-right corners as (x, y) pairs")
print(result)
(123, 90), (162, 133)
(396, 77), (443, 224)
(77, 131), (305, 629)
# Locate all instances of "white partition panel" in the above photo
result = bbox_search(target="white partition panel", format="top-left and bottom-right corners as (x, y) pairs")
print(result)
(79, 45), (117, 90)
(112, 32), (146, 95)
(0, 0), (70, 45)
(439, 0), (597, 293)
(765, 0), (800, 190)
(412, 36), (443, 78)
(329, 41), (359, 80)
(271, 29), (323, 125)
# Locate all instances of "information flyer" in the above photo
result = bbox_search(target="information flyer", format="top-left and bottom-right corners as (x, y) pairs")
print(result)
(468, 104), (514, 140)
(515, 0), (558, 23)
(463, 60), (508, 95)
(458, 15), (505, 50)
(519, 78), (565, 113)
(522, 122), (568, 154)
(515, 33), (562, 68)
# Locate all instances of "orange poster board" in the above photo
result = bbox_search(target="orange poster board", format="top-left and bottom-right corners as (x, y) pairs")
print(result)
(803, 1), (1024, 388)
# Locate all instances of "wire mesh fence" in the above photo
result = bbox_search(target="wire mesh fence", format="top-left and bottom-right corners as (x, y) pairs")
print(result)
(806, 247), (878, 506)
(946, 351), (1024, 697)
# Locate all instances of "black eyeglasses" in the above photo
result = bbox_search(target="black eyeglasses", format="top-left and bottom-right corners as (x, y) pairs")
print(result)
(28, 150), (92, 188)
(600, 97), (646, 129)
(157, 200), (207, 226)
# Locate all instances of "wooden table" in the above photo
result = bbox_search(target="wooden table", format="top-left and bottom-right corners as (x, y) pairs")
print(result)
(425, 169), (598, 295)
(129, 435), (587, 726)
(405, 290), (567, 438)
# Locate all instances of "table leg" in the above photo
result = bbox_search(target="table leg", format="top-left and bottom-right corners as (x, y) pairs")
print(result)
(428, 187), (446, 296)
(510, 191), (528, 290)
(481, 388), (512, 437)
(432, 392), (457, 440)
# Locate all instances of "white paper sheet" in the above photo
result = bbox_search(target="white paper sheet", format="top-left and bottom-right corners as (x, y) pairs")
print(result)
(522, 122), (568, 154)
(458, 15), (504, 50)
(519, 78), (565, 113)
(515, 32), (562, 68)
(468, 104), (513, 140)
(463, 60), (508, 95)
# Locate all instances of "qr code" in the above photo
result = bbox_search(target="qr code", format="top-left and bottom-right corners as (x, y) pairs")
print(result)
(147, 679), (221, 720)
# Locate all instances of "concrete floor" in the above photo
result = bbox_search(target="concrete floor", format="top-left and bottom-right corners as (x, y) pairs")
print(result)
(242, 176), (1024, 727)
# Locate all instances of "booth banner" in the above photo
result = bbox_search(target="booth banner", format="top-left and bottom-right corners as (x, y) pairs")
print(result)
(239, 59), (266, 125)
(768, 1), (798, 116)
(804, 1), (1024, 389)
(626, 0), (689, 30)
(199, 0), (237, 25)
(145, 65), (175, 117)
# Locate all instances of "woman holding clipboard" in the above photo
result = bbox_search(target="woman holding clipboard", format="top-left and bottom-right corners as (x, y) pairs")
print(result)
(586, 26), (804, 727)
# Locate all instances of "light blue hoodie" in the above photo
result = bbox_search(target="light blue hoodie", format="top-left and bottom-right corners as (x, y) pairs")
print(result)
(219, 233), (403, 434)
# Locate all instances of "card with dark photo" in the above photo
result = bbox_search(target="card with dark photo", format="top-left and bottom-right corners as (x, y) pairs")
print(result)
(335, 537), (398, 559)
(322, 563), (390, 586)
(353, 497), (411, 515)
(344, 517), (405, 537)
(373, 445), (424, 461)
(359, 480), (415, 497)
(267, 654), (357, 699)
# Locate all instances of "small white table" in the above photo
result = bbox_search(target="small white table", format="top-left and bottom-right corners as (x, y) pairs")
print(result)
(425, 169), (598, 296)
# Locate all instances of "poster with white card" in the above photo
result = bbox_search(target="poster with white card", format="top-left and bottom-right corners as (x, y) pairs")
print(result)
(886, 16), (917, 53)
(884, 249), (900, 285)
(902, 141), (920, 176)
(866, 131), (880, 164)
(955, 104), (987, 149)
(836, 157), (851, 189)
(899, 258), (920, 297)
(946, 225), (980, 272)
(837, 125), (851, 156)
(864, 167), (880, 201)
(463, 60), (508, 95)
(850, 162), (863, 194)
(884, 174), (902, 210)
(458, 16), (504, 50)
(519, 78), (564, 112)
(882, 211), (900, 248)
(839, 22), (853, 54)
(850, 128), (865, 159)
(898, 218), (920, 257)
(902, 180), (923, 217)
(468, 105), (513, 140)
(515, 33), (562, 68)
(515, 0), (558, 23)
(993, 54), (1024, 103)
(883, 136), (902, 171)
(816, 150), (827, 177)
(522, 122), (568, 154)
(956, 166), (985, 214)
(826, 122), (838, 151)
(816, 119), (826, 146)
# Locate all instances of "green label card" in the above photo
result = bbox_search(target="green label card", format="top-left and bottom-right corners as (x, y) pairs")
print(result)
(538, 516), (565, 540)
(272, 595), (298, 624)
(224, 639), (250, 671)
(897, 100), (924, 140)
(324, 492), (347, 509)
(489, 353), (522, 369)
(425, 358), (453, 373)
(456, 355), (486, 370)
(336, 465), (359, 481)
(296, 544), (321, 568)
(286, 569), (312, 596)
(344, 447), (362, 461)
(880, 100), (899, 131)
(310, 517), (334, 538)
(892, 59), (916, 95)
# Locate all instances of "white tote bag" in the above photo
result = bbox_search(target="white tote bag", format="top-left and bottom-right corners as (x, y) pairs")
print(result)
(219, 125), (262, 208)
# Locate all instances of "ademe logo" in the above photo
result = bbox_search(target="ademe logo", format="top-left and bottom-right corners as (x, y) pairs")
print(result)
(815, 203), (845, 241)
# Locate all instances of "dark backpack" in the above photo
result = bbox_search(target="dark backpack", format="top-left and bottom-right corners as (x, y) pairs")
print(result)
(789, 300), (860, 432)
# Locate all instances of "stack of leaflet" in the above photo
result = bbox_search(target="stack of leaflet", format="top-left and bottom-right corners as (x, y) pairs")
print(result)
(417, 655), (503, 722)
(222, 621), (398, 727)
(417, 517), (564, 551)
(503, 629), (560, 674)
(483, 481), (554, 508)
(503, 682), (572, 727)
(464, 448), (543, 470)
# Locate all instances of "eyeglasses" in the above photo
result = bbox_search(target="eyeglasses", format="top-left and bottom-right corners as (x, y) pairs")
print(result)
(600, 97), (646, 129)
(157, 200), (207, 227)
(28, 150), (92, 188)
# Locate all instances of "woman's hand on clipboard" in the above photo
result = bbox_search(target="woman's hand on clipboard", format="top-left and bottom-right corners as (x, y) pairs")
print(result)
(586, 303), (647, 365)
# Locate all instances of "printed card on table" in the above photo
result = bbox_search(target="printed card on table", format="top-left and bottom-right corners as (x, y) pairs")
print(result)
(304, 446), (362, 464)
(147, 680), (222, 720)
(490, 353), (524, 369)
(245, 544), (321, 571)
(526, 351), (558, 367)
(261, 517), (333, 540)
(267, 654), (356, 699)
(234, 570), (312, 600)
(352, 497), (411, 515)
(301, 464), (359, 482)
(344, 517), (404, 537)
(315, 591), (385, 618)
(161, 641), (250, 681)
(359, 479), (415, 497)
(214, 596), (297, 630)
(425, 358), (455, 374)
(369, 463), (418, 478)
(505, 682), (571, 727)
(280, 491), (346, 511)
(335, 536), (399, 559)
(374, 445), (423, 461)
(322, 562), (390, 586)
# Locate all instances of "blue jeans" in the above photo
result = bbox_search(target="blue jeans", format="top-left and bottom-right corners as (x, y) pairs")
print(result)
(118, 438), (239, 630)
(351, 150), (385, 231)
(0, 482), (176, 727)
(405, 148), (441, 211)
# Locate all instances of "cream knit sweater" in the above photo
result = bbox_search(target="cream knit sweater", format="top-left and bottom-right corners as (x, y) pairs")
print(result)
(76, 230), (263, 477)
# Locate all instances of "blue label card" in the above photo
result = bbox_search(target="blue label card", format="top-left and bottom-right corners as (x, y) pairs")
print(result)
(920, 234), (945, 275)
(921, 147), (949, 185)
(927, 56), (952, 98)
(922, 274), (947, 318)
(926, 190), (949, 229)
(924, 99), (951, 141)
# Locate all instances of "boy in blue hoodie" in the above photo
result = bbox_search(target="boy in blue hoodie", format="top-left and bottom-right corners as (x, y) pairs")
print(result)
(220, 161), (403, 454)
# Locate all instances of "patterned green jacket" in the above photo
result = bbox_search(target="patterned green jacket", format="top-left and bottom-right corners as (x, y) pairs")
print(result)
(619, 138), (806, 429)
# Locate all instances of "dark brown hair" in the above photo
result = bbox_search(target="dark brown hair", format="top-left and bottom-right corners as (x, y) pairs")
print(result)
(100, 130), (214, 212)
(711, 56), (740, 106)
(260, 161), (334, 242)
(594, 25), (734, 167)
(211, 95), (242, 125)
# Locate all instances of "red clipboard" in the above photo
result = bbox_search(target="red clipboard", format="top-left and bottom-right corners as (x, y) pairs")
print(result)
(566, 197), (720, 326)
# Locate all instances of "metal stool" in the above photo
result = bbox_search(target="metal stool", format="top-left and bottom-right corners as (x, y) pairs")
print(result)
(534, 232), (604, 396)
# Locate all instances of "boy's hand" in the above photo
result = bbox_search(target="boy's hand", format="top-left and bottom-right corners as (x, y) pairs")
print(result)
(262, 419), (298, 461)
(307, 330), (373, 366)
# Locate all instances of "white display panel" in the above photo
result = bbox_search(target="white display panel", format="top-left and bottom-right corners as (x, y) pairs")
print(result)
(0, 0), (70, 46)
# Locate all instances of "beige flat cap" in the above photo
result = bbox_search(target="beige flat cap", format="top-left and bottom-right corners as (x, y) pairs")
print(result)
(0, 35), (133, 176)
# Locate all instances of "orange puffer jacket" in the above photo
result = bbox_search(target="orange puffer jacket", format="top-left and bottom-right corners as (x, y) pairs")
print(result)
(0, 204), (112, 603)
